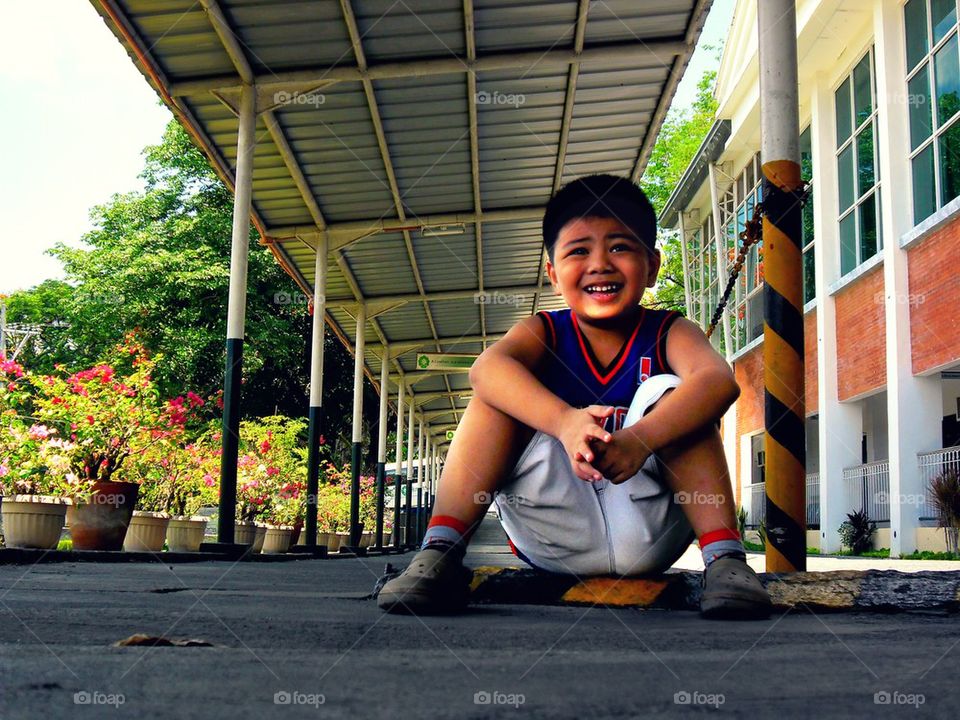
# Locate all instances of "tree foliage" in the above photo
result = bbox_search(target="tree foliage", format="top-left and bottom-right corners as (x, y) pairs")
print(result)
(6, 120), (383, 468)
(642, 59), (720, 314)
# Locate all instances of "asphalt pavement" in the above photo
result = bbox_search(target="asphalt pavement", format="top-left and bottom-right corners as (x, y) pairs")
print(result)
(0, 547), (958, 719)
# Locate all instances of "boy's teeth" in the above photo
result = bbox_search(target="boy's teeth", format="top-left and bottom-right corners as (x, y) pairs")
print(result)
(586, 284), (619, 292)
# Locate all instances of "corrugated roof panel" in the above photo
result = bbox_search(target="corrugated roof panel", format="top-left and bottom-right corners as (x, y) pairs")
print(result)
(375, 75), (473, 216)
(473, 0), (578, 52)
(483, 300), (533, 334)
(412, 229), (479, 293)
(583, 1), (690, 44)
(427, 299), (482, 338)
(352, 0), (465, 62)
(481, 220), (543, 288)
(375, 303), (433, 341)
(345, 233), (420, 297)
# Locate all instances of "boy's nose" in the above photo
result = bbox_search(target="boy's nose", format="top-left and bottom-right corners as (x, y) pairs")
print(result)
(587, 248), (614, 271)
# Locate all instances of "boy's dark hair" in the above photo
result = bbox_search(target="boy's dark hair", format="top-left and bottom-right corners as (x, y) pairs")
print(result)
(542, 174), (657, 260)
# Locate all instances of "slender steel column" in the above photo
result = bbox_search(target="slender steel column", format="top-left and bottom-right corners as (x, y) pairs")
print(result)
(374, 347), (389, 549)
(392, 381), (405, 550)
(347, 305), (366, 552)
(215, 82), (256, 547)
(404, 401), (415, 548)
(303, 234), (328, 548)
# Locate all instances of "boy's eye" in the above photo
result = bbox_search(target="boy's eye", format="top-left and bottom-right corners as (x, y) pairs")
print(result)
(567, 247), (588, 256)
(611, 243), (633, 252)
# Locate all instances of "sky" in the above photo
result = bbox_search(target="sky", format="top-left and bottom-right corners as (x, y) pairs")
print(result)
(0, 0), (734, 297)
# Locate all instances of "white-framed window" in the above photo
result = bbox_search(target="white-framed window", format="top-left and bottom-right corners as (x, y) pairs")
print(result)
(686, 216), (718, 334)
(904, 0), (960, 224)
(835, 47), (882, 277)
(732, 154), (763, 351)
(800, 126), (816, 305)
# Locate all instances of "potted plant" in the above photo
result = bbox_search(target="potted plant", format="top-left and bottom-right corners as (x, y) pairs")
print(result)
(29, 336), (184, 550)
(930, 468), (960, 555)
(0, 419), (85, 549)
(838, 509), (875, 555)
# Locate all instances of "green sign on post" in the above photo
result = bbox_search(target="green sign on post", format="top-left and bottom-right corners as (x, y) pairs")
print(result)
(416, 353), (478, 371)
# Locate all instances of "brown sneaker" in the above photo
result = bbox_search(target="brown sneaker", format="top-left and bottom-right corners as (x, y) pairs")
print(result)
(376, 547), (473, 614)
(700, 556), (772, 619)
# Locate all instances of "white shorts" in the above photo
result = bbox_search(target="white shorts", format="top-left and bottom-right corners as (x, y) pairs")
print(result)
(493, 373), (694, 576)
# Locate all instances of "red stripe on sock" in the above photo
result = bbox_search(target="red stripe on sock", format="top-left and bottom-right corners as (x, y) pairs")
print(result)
(427, 515), (469, 535)
(698, 528), (741, 547)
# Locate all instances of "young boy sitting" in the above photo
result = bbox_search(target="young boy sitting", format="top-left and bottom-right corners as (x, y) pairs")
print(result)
(377, 174), (771, 619)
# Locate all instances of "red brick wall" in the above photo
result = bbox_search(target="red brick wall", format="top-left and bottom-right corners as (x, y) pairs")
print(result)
(805, 310), (818, 415)
(734, 345), (764, 498)
(908, 220), (960, 374)
(836, 265), (886, 401)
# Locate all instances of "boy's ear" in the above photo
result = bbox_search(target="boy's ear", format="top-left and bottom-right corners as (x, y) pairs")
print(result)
(545, 259), (561, 295)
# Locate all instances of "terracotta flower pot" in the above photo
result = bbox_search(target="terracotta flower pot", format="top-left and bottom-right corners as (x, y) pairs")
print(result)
(234, 520), (257, 546)
(166, 516), (207, 552)
(66, 481), (139, 551)
(261, 525), (293, 554)
(123, 511), (170, 552)
(1, 495), (67, 549)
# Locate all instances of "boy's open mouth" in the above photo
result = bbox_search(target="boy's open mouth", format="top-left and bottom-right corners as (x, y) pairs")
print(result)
(583, 282), (623, 299)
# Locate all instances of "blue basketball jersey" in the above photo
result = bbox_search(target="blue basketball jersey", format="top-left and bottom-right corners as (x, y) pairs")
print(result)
(536, 307), (683, 433)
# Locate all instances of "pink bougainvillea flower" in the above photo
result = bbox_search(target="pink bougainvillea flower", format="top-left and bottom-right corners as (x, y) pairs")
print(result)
(86, 415), (95, 425)
(28, 424), (52, 440)
(203, 473), (216, 487)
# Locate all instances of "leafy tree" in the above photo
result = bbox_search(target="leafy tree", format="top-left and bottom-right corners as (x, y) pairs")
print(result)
(7, 120), (381, 463)
(642, 59), (720, 314)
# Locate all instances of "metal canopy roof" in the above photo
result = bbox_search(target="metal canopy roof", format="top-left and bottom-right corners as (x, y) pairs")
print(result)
(90, 0), (711, 449)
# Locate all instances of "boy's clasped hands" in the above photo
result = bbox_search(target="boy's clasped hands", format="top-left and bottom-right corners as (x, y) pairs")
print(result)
(555, 405), (652, 484)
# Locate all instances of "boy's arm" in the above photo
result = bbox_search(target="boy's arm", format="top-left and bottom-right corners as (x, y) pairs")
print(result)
(594, 317), (739, 484)
(623, 316), (739, 454)
(470, 316), (613, 480)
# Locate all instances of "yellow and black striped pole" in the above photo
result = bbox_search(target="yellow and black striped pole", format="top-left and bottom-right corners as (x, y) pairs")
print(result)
(759, 0), (806, 572)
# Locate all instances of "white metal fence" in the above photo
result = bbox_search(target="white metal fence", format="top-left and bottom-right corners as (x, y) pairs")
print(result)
(806, 472), (820, 527)
(917, 445), (960, 521)
(750, 482), (766, 528)
(843, 460), (890, 523)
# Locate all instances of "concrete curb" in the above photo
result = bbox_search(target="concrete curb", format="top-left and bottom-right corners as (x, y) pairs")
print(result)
(469, 567), (960, 613)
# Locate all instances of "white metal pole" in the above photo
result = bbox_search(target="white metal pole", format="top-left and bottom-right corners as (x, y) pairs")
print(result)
(348, 305), (366, 550)
(392, 381), (405, 549)
(304, 233), (328, 547)
(417, 418), (425, 544)
(405, 400), (415, 547)
(374, 348), (389, 548)
(215, 82), (256, 547)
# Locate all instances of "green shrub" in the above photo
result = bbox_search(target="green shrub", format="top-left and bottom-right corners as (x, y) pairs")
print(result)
(838, 509), (875, 554)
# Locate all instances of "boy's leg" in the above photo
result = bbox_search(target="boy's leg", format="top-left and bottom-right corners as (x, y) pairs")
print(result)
(646, 387), (771, 618)
(377, 396), (534, 614)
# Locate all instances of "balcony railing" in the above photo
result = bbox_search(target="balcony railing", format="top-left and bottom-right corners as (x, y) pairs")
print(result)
(750, 482), (766, 528)
(917, 445), (960, 521)
(843, 460), (890, 523)
(806, 472), (820, 528)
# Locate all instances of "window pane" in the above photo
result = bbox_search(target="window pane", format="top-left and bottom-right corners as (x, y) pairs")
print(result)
(905, 0), (929, 71)
(853, 53), (873, 127)
(935, 32), (960, 124)
(938, 118), (960, 203)
(859, 193), (879, 263)
(747, 244), (756, 293)
(802, 185), (815, 247)
(908, 63), (934, 149)
(748, 292), (764, 343)
(932, 0), (957, 44)
(857, 124), (876, 194)
(838, 144), (855, 211)
(803, 246), (816, 304)
(800, 126), (814, 179)
(913, 143), (936, 222)
(840, 213), (857, 276)
(835, 79), (852, 146)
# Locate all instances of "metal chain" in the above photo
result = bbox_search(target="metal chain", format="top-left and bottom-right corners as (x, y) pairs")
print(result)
(704, 182), (810, 340)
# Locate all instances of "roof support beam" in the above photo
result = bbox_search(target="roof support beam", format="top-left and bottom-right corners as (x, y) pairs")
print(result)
(463, 0), (486, 350)
(170, 39), (688, 97)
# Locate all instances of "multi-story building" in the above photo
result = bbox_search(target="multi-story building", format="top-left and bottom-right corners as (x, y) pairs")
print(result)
(661, 0), (960, 555)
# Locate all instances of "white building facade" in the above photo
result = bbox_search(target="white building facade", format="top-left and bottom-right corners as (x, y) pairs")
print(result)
(662, 0), (960, 555)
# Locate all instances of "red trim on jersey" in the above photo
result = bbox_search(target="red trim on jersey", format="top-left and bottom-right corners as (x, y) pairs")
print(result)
(539, 310), (557, 350)
(656, 311), (679, 372)
(698, 528), (741, 546)
(427, 515), (469, 535)
(570, 308), (645, 385)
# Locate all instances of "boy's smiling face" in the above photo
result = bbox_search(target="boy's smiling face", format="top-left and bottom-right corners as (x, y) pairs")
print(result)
(546, 215), (660, 324)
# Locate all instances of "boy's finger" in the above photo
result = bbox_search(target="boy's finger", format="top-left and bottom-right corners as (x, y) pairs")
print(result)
(585, 405), (615, 419)
(574, 460), (602, 482)
(584, 425), (612, 444)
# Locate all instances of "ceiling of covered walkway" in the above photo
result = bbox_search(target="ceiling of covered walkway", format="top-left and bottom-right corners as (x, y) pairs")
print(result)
(91, 0), (711, 449)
